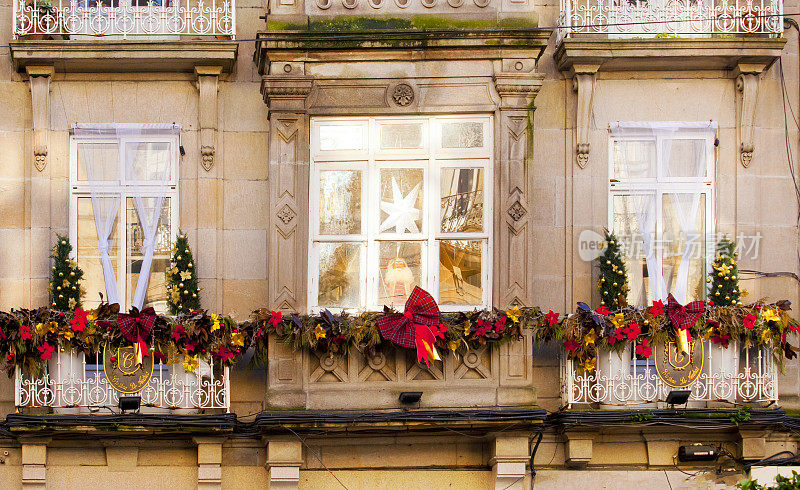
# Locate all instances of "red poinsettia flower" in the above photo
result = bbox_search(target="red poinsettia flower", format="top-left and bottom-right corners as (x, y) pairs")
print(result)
(38, 342), (55, 361)
(268, 311), (282, 328)
(70, 308), (88, 332)
(494, 316), (507, 333)
(711, 333), (731, 348)
(475, 319), (492, 337)
(216, 346), (234, 363)
(255, 327), (265, 340)
(563, 339), (580, 352)
(626, 322), (641, 341)
(171, 324), (186, 341)
(649, 300), (665, 317)
(185, 340), (197, 354)
(20, 325), (31, 341)
(595, 306), (611, 316)
(635, 339), (652, 358)
(153, 351), (167, 363)
(545, 310), (560, 328)
(744, 314), (757, 330)
(607, 334), (619, 346)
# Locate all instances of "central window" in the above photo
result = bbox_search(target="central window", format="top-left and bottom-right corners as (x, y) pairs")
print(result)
(309, 116), (493, 312)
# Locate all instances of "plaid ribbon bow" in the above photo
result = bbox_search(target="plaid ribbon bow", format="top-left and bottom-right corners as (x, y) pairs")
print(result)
(667, 294), (705, 354)
(377, 287), (441, 366)
(117, 306), (155, 364)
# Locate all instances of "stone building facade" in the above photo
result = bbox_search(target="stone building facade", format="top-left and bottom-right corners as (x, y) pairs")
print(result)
(0, 0), (799, 486)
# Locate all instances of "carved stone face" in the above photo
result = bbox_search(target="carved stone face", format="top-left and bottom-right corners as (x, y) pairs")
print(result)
(391, 84), (414, 107)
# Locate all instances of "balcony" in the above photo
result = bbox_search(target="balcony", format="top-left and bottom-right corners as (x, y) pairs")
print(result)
(560, 339), (777, 408)
(15, 348), (231, 413)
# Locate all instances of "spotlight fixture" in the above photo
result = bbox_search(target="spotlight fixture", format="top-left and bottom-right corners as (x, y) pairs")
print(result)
(398, 391), (422, 405)
(665, 390), (692, 407)
(678, 444), (719, 462)
(119, 396), (141, 413)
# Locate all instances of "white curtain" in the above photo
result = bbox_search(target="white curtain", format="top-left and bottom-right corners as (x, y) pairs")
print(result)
(75, 123), (178, 309)
(610, 121), (715, 304)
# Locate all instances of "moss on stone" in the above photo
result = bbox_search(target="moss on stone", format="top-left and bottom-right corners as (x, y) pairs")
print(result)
(266, 14), (539, 32)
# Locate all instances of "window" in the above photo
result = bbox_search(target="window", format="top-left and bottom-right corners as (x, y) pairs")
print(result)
(70, 128), (179, 313)
(309, 116), (493, 312)
(609, 122), (715, 307)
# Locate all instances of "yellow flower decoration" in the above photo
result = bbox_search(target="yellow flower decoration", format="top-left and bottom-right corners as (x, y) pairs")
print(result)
(448, 341), (459, 352)
(611, 313), (625, 329)
(463, 320), (471, 337)
(210, 314), (221, 332)
(182, 355), (199, 373)
(760, 328), (772, 345)
(583, 330), (597, 346)
(230, 331), (245, 347)
(506, 306), (521, 323)
(68, 298), (77, 309)
(180, 270), (192, 281)
(580, 357), (597, 372)
(314, 325), (327, 340)
(61, 330), (74, 340)
(764, 309), (781, 324)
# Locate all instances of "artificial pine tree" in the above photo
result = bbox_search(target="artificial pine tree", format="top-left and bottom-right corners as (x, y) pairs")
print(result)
(166, 232), (200, 315)
(708, 237), (743, 306)
(49, 234), (84, 310)
(597, 229), (630, 310)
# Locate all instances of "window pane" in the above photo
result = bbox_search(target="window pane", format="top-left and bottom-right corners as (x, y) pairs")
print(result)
(441, 122), (483, 149)
(77, 197), (118, 309)
(318, 243), (361, 307)
(319, 170), (362, 235)
(439, 240), (482, 305)
(77, 143), (119, 181)
(662, 193), (706, 302)
(378, 241), (422, 307)
(613, 139), (656, 179)
(125, 142), (172, 182)
(126, 197), (172, 314)
(319, 125), (366, 151)
(379, 168), (424, 234)
(440, 168), (484, 233)
(613, 194), (650, 308)
(380, 123), (423, 149)
(664, 139), (707, 179)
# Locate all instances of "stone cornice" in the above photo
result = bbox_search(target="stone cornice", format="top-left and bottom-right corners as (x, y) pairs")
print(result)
(261, 75), (314, 111)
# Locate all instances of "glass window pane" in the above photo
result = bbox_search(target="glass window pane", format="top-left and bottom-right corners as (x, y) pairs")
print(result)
(613, 194), (649, 308)
(613, 139), (656, 180)
(378, 241), (422, 307)
(126, 197), (172, 314)
(125, 142), (172, 182)
(319, 125), (366, 151)
(380, 123), (423, 149)
(319, 170), (362, 235)
(77, 143), (119, 182)
(662, 193), (706, 302)
(77, 197), (118, 309)
(318, 243), (361, 307)
(441, 121), (483, 149)
(379, 168), (424, 234)
(664, 139), (707, 179)
(440, 168), (484, 233)
(439, 240), (482, 305)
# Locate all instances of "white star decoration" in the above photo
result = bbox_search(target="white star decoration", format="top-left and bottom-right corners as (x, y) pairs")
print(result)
(379, 177), (421, 233)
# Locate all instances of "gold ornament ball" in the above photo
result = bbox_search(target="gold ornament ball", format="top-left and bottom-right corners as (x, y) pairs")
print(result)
(188, 263), (193, 268)
(724, 276), (729, 280)
(603, 291), (608, 295)
(52, 302), (56, 306)
(61, 240), (66, 245)
(177, 255), (182, 260)
(600, 301), (606, 306)
(725, 296), (730, 300)
(58, 294), (63, 298)
(52, 266), (56, 270)
(179, 282), (184, 288)
(183, 290), (188, 295)
(717, 272), (724, 277)
(56, 286), (61, 291)
(715, 292), (720, 296)
(192, 293), (197, 298)
(613, 282), (618, 287)
(184, 249), (189, 254)
(732, 275), (737, 280)
(706, 278), (711, 283)
(601, 278), (606, 283)
(58, 272), (64, 277)
(70, 271), (75, 277)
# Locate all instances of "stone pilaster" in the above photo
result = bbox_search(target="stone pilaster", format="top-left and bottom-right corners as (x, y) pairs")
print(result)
(194, 437), (224, 489)
(490, 434), (530, 490)
(493, 60), (543, 309)
(266, 438), (303, 489)
(21, 439), (49, 489)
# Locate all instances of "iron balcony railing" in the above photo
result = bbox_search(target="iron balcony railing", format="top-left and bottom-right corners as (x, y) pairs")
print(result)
(561, 338), (778, 407)
(13, 0), (235, 39)
(557, 0), (783, 41)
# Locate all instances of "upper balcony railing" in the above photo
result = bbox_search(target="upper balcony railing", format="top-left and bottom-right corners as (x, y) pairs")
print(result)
(12, 0), (235, 39)
(557, 0), (783, 41)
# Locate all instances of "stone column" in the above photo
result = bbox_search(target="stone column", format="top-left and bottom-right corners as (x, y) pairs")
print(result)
(490, 434), (530, 490)
(21, 438), (49, 489)
(266, 438), (303, 489)
(194, 437), (224, 489)
(493, 61), (543, 308)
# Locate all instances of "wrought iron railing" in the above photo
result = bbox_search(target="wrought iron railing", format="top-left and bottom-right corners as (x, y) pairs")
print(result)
(12, 0), (235, 39)
(15, 349), (230, 412)
(557, 0), (783, 41)
(560, 339), (778, 407)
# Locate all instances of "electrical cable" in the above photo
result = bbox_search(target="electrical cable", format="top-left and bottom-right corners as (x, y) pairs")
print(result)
(281, 424), (350, 490)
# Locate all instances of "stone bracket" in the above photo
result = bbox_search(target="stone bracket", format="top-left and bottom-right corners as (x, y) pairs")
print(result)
(195, 437), (225, 490)
(739, 428), (768, 461)
(735, 63), (767, 168)
(26, 65), (54, 173)
(564, 430), (594, 468)
(266, 438), (303, 489)
(570, 65), (599, 169)
(490, 435), (530, 490)
(195, 66), (222, 172)
(21, 438), (50, 489)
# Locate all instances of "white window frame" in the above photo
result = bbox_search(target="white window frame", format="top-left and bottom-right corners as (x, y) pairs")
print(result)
(68, 131), (180, 311)
(607, 125), (716, 303)
(308, 115), (494, 313)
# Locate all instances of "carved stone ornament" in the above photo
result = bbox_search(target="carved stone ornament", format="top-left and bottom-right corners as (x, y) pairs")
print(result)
(736, 71), (760, 168)
(507, 200), (526, 221)
(277, 204), (296, 225)
(33, 145), (47, 172)
(572, 71), (597, 169)
(391, 83), (414, 106)
(200, 145), (215, 172)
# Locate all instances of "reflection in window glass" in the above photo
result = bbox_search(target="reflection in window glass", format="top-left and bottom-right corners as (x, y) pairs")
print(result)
(439, 240), (482, 305)
(319, 170), (361, 235)
(126, 197), (172, 314)
(665, 139), (707, 178)
(318, 243), (361, 307)
(441, 168), (483, 233)
(441, 122), (483, 148)
(77, 197), (119, 310)
(379, 168), (424, 234)
(77, 143), (119, 181)
(125, 142), (171, 182)
(380, 123), (423, 149)
(662, 193), (706, 302)
(612, 139), (656, 180)
(319, 125), (366, 151)
(378, 241), (422, 307)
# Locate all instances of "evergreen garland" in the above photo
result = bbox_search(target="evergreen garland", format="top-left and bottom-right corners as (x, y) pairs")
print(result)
(166, 232), (200, 315)
(597, 229), (629, 309)
(708, 237), (744, 306)
(49, 234), (84, 310)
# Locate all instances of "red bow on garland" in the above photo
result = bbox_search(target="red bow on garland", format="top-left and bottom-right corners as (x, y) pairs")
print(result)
(377, 287), (441, 366)
(117, 306), (156, 365)
(667, 294), (705, 356)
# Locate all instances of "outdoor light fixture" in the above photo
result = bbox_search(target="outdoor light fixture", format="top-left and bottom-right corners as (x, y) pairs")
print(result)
(398, 391), (422, 404)
(665, 390), (692, 406)
(119, 396), (141, 413)
(678, 444), (719, 462)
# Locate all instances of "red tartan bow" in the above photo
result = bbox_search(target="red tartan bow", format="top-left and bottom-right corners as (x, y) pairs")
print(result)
(377, 287), (440, 366)
(667, 294), (705, 343)
(117, 306), (155, 362)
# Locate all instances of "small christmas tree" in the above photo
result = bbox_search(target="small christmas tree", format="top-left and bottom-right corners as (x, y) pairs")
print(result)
(708, 237), (742, 306)
(166, 232), (200, 315)
(597, 229), (629, 310)
(49, 234), (84, 310)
